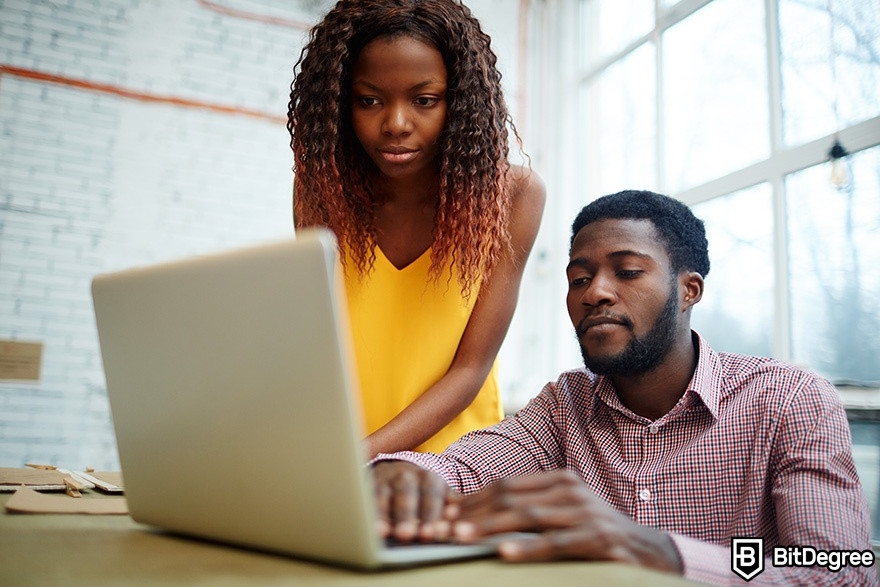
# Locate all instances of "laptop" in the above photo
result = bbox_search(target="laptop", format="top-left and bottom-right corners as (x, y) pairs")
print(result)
(91, 227), (500, 569)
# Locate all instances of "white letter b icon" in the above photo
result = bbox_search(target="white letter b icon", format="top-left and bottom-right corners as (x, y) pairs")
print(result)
(731, 538), (765, 581)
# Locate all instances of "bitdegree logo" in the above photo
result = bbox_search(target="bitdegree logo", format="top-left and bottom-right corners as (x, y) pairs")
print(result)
(773, 546), (875, 572)
(732, 538), (875, 581)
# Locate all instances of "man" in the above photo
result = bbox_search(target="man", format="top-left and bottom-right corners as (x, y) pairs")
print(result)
(370, 190), (875, 585)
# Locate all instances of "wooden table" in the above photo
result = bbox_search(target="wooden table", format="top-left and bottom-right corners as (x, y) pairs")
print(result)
(0, 492), (697, 586)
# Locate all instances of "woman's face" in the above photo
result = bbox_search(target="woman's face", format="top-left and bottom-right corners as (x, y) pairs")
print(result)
(350, 35), (448, 182)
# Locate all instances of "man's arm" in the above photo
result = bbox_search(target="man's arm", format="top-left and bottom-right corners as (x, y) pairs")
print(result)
(672, 374), (876, 586)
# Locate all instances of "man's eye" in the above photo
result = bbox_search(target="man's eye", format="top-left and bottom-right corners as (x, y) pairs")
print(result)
(569, 276), (590, 287)
(618, 270), (642, 279)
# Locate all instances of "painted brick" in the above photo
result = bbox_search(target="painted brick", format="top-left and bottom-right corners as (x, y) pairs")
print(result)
(0, 0), (324, 470)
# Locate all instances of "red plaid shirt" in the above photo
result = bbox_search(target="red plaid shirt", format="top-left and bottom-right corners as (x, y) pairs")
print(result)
(378, 333), (875, 585)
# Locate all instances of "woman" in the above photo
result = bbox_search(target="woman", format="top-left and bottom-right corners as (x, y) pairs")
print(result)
(287, 0), (545, 457)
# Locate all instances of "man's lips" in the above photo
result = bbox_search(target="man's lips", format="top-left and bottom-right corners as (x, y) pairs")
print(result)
(577, 315), (630, 336)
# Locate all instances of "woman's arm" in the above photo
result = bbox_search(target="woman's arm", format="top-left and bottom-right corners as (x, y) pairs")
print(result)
(365, 166), (546, 457)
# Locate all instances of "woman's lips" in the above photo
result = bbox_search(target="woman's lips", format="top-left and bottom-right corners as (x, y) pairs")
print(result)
(379, 148), (418, 163)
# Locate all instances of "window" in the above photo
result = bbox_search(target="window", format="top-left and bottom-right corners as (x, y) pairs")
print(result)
(691, 183), (774, 358)
(662, 0), (768, 192)
(786, 146), (880, 385)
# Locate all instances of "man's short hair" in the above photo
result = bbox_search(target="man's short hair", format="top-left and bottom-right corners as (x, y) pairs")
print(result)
(571, 190), (710, 277)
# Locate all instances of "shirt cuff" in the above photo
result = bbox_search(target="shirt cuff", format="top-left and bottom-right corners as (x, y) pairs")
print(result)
(669, 533), (732, 585)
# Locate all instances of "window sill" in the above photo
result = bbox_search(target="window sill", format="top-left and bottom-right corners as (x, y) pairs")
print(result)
(839, 386), (880, 412)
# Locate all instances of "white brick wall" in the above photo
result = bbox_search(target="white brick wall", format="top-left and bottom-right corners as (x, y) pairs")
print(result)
(0, 0), (329, 470)
(0, 0), (543, 471)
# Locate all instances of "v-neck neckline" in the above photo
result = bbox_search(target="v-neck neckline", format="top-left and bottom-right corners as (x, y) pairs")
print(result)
(375, 244), (432, 272)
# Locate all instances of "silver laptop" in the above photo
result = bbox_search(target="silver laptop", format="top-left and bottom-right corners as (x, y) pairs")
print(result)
(91, 227), (498, 569)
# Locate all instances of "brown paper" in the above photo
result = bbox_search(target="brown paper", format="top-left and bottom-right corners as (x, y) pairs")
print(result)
(4, 486), (128, 515)
(0, 467), (68, 491)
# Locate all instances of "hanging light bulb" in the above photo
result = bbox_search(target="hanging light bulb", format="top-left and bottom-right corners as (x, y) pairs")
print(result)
(828, 137), (850, 189)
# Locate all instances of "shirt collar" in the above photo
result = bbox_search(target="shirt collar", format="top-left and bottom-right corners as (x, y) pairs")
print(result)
(685, 330), (722, 420)
(592, 330), (722, 422)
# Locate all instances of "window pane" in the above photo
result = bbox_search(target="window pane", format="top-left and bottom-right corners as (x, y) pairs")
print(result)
(582, 43), (657, 197)
(692, 185), (774, 358)
(787, 146), (880, 385)
(779, 0), (880, 146)
(580, 0), (654, 64)
(663, 0), (769, 192)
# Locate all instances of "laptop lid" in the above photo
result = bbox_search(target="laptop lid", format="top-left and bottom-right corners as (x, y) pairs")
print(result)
(91, 228), (497, 569)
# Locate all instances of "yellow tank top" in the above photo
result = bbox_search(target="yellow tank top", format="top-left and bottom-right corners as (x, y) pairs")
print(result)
(344, 246), (503, 453)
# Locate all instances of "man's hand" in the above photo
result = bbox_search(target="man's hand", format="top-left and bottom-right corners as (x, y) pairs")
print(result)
(371, 460), (459, 543)
(449, 470), (683, 574)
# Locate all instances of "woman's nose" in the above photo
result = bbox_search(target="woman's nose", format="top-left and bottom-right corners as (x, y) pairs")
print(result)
(382, 103), (412, 136)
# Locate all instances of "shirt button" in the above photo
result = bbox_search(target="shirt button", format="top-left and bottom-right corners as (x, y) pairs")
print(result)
(638, 489), (651, 502)
(648, 425), (660, 435)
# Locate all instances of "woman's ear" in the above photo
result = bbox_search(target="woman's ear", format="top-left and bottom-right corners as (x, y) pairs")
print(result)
(681, 271), (704, 309)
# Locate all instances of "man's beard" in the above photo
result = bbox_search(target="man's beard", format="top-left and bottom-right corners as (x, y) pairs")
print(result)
(578, 284), (679, 376)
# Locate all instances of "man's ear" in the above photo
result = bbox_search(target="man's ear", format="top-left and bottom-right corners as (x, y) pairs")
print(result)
(681, 271), (704, 310)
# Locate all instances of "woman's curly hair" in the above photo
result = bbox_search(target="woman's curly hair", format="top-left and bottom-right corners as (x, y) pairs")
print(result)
(288, 0), (519, 297)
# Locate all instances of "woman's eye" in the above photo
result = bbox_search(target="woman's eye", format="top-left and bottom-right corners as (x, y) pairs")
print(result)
(358, 96), (379, 107)
(414, 96), (439, 106)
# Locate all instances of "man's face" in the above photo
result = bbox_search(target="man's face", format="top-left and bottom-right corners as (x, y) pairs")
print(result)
(566, 218), (683, 376)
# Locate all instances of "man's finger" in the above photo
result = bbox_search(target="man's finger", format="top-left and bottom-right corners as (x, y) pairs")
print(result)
(458, 473), (592, 519)
(389, 467), (422, 541)
(453, 503), (584, 542)
(418, 475), (451, 541)
(496, 531), (589, 562)
(374, 478), (394, 538)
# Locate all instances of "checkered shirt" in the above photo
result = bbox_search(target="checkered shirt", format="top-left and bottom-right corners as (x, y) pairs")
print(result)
(376, 332), (875, 586)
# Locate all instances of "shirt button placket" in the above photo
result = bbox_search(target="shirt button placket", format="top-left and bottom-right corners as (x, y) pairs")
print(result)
(636, 423), (658, 525)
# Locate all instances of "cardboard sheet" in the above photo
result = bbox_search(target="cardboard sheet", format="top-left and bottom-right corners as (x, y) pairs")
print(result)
(0, 468), (124, 493)
(0, 467), (68, 491)
(5, 486), (129, 515)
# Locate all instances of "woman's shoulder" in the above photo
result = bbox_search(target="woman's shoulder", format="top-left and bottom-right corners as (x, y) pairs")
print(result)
(509, 164), (546, 204)
(507, 164), (546, 239)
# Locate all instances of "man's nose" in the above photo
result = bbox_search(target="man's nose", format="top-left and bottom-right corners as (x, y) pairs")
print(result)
(579, 274), (616, 307)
